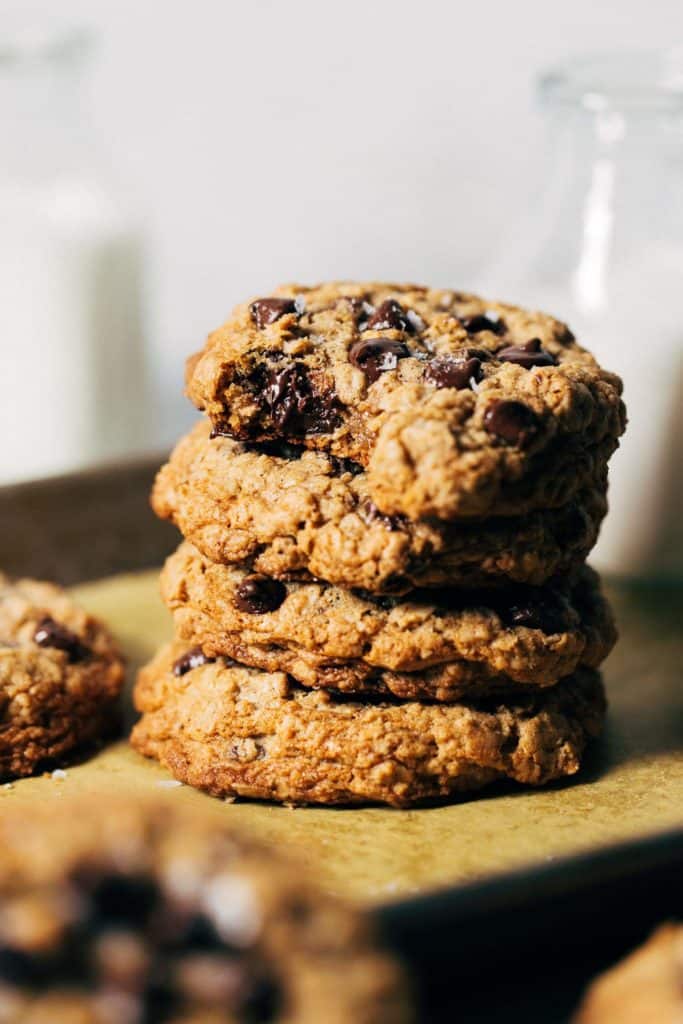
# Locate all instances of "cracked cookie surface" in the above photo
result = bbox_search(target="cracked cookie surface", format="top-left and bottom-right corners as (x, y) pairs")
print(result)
(132, 644), (606, 807)
(160, 543), (616, 702)
(186, 282), (625, 520)
(0, 797), (410, 1023)
(0, 575), (125, 779)
(153, 421), (609, 593)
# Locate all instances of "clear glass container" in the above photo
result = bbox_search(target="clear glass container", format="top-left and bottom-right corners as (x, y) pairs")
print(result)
(480, 51), (683, 580)
(0, 17), (147, 484)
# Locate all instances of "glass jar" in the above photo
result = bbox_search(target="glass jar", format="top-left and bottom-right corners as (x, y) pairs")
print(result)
(0, 18), (148, 484)
(479, 51), (683, 580)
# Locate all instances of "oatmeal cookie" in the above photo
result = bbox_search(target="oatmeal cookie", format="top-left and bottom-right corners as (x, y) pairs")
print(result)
(131, 645), (607, 807)
(0, 575), (124, 779)
(0, 798), (410, 1022)
(153, 421), (609, 592)
(160, 543), (616, 702)
(185, 282), (625, 520)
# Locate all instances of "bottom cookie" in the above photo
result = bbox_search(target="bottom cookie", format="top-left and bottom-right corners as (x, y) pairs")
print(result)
(131, 644), (606, 807)
(0, 797), (411, 1024)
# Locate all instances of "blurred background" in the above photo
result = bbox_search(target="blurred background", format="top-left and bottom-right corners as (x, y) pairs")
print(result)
(1, 0), (682, 577)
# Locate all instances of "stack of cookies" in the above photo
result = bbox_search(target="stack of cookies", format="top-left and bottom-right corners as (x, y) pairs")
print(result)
(132, 282), (626, 807)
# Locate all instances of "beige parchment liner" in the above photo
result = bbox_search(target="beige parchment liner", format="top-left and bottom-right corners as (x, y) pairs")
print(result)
(1, 570), (681, 906)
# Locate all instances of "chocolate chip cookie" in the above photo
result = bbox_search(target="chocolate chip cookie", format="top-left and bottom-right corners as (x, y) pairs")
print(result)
(186, 282), (625, 520)
(131, 644), (607, 806)
(153, 421), (609, 592)
(0, 798), (411, 1022)
(160, 543), (616, 702)
(0, 575), (125, 779)
(573, 925), (683, 1024)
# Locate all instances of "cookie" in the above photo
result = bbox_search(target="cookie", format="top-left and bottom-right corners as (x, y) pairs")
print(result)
(573, 924), (683, 1023)
(185, 282), (625, 520)
(153, 421), (609, 592)
(0, 575), (125, 779)
(132, 644), (606, 806)
(0, 798), (411, 1023)
(160, 543), (616, 702)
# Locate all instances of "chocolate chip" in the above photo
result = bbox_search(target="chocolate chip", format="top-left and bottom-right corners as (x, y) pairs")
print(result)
(460, 312), (506, 335)
(424, 355), (482, 390)
(239, 972), (282, 1023)
(33, 616), (90, 663)
(235, 576), (287, 614)
(360, 500), (405, 531)
(348, 337), (409, 384)
(0, 947), (44, 985)
(249, 440), (305, 461)
(89, 874), (159, 926)
(142, 978), (181, 1022)
(352, 589), (400, 610)
(337, 296), (374, 322)
(264, 362), (340, 435)
(483, 400), (539, 447)
(328, 454), (364, 477)
(250, 298), (298, 329)
(173, 647), (216, 677)
(497, 337), (557, 369)
(365, 298), (414, 333)
(506, 595), (570, 634)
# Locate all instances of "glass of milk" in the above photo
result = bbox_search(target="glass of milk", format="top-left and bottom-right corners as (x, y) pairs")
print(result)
(479, 50), (683, 581)
(0, 17), (148, 484)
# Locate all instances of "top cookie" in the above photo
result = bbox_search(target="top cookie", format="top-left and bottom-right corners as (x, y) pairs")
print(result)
(186, 282), (625, 520)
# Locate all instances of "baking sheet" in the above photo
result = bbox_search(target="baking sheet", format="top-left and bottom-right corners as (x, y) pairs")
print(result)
(2, 570), (681, 906)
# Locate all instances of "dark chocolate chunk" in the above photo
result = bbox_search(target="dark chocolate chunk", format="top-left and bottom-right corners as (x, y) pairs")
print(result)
(89, 874), (159, 926)
(348, 337), (410, 384)
(250, 298), (298, 329)
(483, 400), (539, 447)
(33, 616), (90, 663)
(460, 312), (506, 335)
(497, 337), (557, 369)
(352, 589), (401, 611)
(360, 500), (405, 531)
(365, 298), (412, 332)
(248, 440), (305, 461)
(173, 647), (216, 677)
(235, 576), (287, 614)
(505, 594), (570, 634)
(336, 296), (374, 323)
(327, 454), (364, 477)
(424, 355), (482, 390)
(239, 972), (283, 1023)
(264, 362), (341, 435)
(0, 947), (44, 985)
(142, 977), (181, 1023)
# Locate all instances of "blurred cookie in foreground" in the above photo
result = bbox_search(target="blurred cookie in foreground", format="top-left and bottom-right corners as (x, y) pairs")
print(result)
(0, 797), (412, 1023)
(573, 924), (683, 1024)
(0, 574), (125, 779)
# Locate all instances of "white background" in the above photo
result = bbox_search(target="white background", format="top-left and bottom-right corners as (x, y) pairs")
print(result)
(4, 0), (683, 440)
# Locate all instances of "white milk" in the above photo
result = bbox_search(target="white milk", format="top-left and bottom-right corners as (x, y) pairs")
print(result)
(0, 180), (147, 483)
(0, 19), (148, 484)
